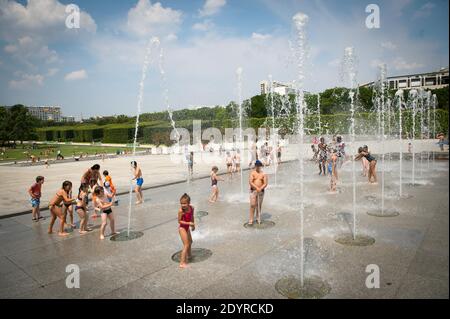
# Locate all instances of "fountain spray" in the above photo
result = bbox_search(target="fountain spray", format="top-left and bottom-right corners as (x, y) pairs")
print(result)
(127, 37), (158, 237)
(409, 89), (418, 186)
(343, 47), (358, 238)
(317, 93), (321, 136)
(269, 74), (278, 186)
(395, 89), (404, 197)
(237, 67), (244, 196)
(292, 11), (308, 288)
(379, 64), (387, 215)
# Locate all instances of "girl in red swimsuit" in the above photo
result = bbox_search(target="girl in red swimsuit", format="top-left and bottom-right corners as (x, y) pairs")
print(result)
(178, 193), (195, 268)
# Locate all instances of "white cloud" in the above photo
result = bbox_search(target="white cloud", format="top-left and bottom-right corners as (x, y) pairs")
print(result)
(4, 44), (18, 53)
(381, 41), (397, 50)
(9, 73), (44, 89)
(251, 33), (271, 41)
(392, 57), (424, 70)
(166, 33), (178, 42)
(328, 58), (340, 67)
(199, 0), (226, 17)
(413, 2), (436, 19)
(3, 36), (60, 66)
(47, 68), (59, 76)
(126, 0), (183, 38)
(64, 69), (88, 81)
(0, 0), (97, 42)
(193, 20), (214, 32)
(370, 59), (384, 69)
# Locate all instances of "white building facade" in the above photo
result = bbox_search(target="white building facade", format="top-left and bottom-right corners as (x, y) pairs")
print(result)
(361, 67), (449, 90)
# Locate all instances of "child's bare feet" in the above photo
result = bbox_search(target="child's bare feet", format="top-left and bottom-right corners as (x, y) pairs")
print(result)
(179, 263), (188, 268)
(100, 235), (105, 240)
(135, 201), (142, 205)
(58, 232), (70, 237)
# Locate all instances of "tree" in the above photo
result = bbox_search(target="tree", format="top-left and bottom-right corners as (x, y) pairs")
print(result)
(0, 107), (9, 145)
(7, 105), (38, 144)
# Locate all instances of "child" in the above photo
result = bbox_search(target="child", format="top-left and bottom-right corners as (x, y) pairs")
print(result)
(188, 152), (194, 178)
(336, 135), (346, 168)
(28, 176), (45, 222)
(355, 145), (377, 184)
(329, 149), (338, 192)
(178, 193), (195, 268)
(235, 149), (241, 173)
(103, 170), (118, 204)
(318, 137), (328, 175)
(249, 160), (268, 225)
(63, 189), (76, 228)
(94, 187), (119, 240)
(209, 166), (224, 203)
(48, 181), (77, 236)
(226, 152), (233, 178)
(131, 161), (144, 204)
(103, 182), (115, 203)
(75, 183), (90, 234)
(277, 143), (282, 164)
(359, 146), (370, 177)
(311, 144), (318, 162)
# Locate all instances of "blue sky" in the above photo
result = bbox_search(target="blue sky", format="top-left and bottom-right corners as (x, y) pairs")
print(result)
(0, 0), (448, 118)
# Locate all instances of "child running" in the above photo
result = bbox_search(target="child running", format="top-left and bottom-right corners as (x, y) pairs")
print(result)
(75, 183), (90, 234)
(94, 187), (119, 240)
(48, 181), (77, 236)
(178, 193), (195, 268)
(209, 166), (224, 203)
(131, 161), (144, 204)
(28, 176), (45, 222)
(355, 145), (378, 184)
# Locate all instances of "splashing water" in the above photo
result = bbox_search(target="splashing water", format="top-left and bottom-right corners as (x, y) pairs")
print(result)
(317, 93), (321, 136)
(395, 89), (404, 197)
(292, 11), (309, 288)
(236, 67), (244, 196)
(432, 94), (438, 165)
(409, 89), (418, 186)
(157, 43), (181, 150)
(269, 74), (278, 186)
(127, 37), (159, 236)
(342, 46), (358, 239)
(379, 64), (387, 215)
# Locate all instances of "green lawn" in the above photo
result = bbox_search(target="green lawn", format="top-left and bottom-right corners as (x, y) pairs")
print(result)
(0, 143), (146, 163)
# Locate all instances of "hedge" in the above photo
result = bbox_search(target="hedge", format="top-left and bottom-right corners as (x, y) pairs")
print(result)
(36, 110), (448, 144)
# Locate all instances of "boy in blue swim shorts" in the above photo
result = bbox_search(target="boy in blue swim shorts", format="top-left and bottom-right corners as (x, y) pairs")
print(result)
(131, 161), (144, 204)
(28, 176), (45, 221)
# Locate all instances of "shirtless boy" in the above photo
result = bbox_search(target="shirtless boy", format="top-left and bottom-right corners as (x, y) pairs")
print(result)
(248, 160), (268, 225)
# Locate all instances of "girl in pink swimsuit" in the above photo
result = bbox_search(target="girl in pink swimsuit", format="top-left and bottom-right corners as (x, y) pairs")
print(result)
(178, 193), (195, 268)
